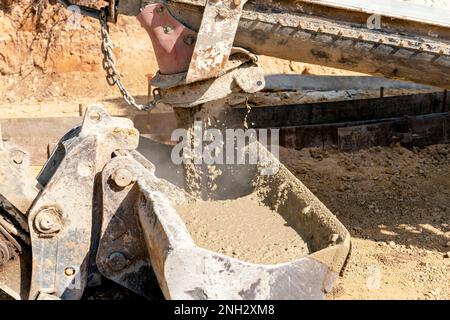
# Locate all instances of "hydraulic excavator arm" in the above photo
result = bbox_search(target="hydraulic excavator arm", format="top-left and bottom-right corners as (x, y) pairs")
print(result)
(55, 0), (450, 111)
(125, 0), (450, 88)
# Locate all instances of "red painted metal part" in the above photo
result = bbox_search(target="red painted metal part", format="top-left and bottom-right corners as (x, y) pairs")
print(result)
(137, 4), (197, 75)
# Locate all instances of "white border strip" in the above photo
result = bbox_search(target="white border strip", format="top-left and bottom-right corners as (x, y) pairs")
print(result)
(299, 0), (450, 28)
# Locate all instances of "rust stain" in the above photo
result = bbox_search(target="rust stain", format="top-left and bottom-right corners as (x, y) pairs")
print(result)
(112, 128), (138, 137)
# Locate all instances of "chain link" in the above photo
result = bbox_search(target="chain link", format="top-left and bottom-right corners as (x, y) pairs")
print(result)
(99, 11), (158, 111)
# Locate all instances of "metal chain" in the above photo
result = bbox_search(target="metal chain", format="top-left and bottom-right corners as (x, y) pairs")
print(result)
(99, 11), (157, 111)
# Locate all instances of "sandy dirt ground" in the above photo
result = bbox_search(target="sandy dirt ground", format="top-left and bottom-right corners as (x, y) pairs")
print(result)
(1, 1), (449, 300)
(280, 145), (450, 299)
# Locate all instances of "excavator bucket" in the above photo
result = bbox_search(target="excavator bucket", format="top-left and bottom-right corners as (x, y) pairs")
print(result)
(132, 145), (351, 299)
(0, 106), (350, 299)
(97, 106), (351, 299)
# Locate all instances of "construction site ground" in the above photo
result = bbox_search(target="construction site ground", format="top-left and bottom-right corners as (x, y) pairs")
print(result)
(1, 1), (449, 300)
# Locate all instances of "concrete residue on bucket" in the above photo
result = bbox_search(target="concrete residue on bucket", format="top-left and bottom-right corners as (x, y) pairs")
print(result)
(168, 112), (313, 264)
(168, 105), (349, 269)
(176, 194), (311, 265)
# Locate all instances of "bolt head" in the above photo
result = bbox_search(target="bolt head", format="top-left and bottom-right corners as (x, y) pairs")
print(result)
(163, 24), (174, 34)
(107, 252), (129, 271)
(183, 35), (195, 46)
(111, 169), (135, 188)
(155, 5), (164, 15)
(64, 267), (76, 277)
(34, 207), (62, 234)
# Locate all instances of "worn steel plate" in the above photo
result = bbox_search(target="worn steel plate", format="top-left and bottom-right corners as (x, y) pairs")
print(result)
(186, 0), (248, 83)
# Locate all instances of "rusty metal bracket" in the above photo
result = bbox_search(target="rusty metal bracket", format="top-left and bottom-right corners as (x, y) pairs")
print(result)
(151, 48), (258, 88)
(137, 3), (198, 75)
(186, 0), (249, 83)
(155, 60), (265, 107)
(27, 105), (139, 300)
(96, 155), (153, 298)
(96, 153), (187, 298)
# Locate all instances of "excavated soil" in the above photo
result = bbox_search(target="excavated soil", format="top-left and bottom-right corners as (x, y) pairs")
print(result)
(177, 195), (310, 265)
(280, 144), (450, 300)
